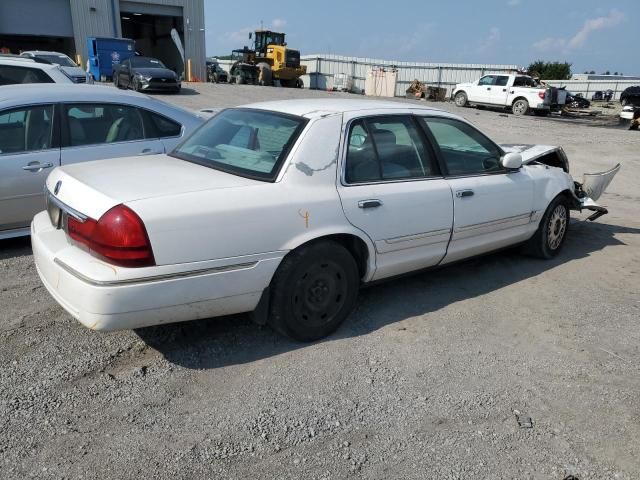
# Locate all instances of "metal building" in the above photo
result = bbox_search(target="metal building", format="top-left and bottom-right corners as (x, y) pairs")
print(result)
(0, 0), (206, 80)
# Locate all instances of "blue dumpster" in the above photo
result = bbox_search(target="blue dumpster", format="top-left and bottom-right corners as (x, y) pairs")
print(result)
(87, 37), (136, 82)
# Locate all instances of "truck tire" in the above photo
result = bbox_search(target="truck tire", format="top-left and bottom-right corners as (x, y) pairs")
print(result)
(521, 195), (570, 259)
(268, 241), (360, 342)
(454, 91), (468, 107)
(236, 74), (246, 85)
(512, 99), (529, 116)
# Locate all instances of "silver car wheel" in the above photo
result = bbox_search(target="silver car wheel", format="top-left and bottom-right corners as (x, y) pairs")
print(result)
(547, 205), (567, 250)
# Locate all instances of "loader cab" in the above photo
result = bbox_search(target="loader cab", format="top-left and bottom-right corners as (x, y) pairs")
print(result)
(253, 30), (286, 57)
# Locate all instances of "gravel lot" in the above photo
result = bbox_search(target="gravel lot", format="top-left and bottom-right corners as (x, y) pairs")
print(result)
(1, 83), (639, 480)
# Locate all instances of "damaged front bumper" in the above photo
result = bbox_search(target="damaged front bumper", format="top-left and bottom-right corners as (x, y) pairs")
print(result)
(571, 163), (621, 221)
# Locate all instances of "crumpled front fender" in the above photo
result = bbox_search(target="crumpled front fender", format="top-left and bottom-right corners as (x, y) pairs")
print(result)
(571, 163), (621, 221)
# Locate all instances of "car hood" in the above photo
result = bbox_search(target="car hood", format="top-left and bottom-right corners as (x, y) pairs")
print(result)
(46, 154), (258, 220)
(134, 68), (177, 79)
(499, 144), (559, 163)
(60, 66), (87, 78)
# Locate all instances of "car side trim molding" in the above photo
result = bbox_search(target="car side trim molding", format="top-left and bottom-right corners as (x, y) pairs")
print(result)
(53, 258), (259, 287)
(454, 212), (533, 240)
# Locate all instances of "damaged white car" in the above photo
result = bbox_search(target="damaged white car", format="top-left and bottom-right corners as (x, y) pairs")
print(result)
(32, 100), (619, 341)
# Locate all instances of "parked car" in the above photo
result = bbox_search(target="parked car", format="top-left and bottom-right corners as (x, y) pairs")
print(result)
(620, 86), (640, 107)
(0, 84), (203, 239)
(20, 50), (92, 84)
(452, 74), (551, 116)
(113, 56), (181, 93)
(206, 61), (228, 83)
(0, 58), (73, 85)
(32, 99), (619, 341)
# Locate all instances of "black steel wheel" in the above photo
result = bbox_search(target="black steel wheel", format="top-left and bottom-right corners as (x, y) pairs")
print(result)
(268, 241), (359, 342)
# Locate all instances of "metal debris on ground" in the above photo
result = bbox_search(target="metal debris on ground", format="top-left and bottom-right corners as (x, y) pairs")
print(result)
(513, 409), (533, 428)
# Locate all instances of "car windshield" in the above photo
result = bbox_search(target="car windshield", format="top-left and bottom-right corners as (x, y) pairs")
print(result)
(171, 108), (307, 181)
(130, 57), (166, 68)
(36, 54), (76, 67)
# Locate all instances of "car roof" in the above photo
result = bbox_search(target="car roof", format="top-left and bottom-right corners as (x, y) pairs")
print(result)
(0, 58), (59, 69)
(0, 83), (152, 106)
(22, 51), (66, 55)
(243, 98), (449, 118)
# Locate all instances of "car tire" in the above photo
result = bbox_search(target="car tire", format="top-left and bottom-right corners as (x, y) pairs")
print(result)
(133, 78), (141, 92)
(512, 99), (529, 116)
(522, 195), (570, 259)
(113, 75), (119, 89)
(454, 91), (468, 107)
(268, 241), (360, 342)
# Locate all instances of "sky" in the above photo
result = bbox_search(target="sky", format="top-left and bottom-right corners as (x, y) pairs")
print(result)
(204, 0), (639, 75)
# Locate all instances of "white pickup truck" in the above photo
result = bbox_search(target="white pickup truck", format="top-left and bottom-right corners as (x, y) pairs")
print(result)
(452, 74), (550, 116)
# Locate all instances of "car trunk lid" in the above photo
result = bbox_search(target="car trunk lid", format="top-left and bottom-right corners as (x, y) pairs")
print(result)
(45, 154), (259, 220)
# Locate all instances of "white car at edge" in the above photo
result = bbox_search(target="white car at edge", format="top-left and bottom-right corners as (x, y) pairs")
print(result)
(31, 99), (619, 341)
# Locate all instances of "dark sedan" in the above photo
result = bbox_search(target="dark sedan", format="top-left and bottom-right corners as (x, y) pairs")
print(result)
(113, 57), (181, 93)
(620, 86), (640, 107)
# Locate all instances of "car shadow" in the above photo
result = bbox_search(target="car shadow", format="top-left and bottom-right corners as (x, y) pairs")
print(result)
(136, 220), (640, 370)
(0, 236), (32, 260)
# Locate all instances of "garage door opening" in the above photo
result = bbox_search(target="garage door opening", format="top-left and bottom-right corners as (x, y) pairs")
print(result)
(120, 11), (184, 77)
(0, 35), (75, 57)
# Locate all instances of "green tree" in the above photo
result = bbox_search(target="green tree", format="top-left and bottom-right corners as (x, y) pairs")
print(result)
(527, 60), (572, 80)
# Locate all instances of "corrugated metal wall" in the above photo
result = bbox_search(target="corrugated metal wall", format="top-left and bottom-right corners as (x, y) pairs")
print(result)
(212, 54), (518, 96)
(69, 0), (205, 80)
(300, 54), (519, 96)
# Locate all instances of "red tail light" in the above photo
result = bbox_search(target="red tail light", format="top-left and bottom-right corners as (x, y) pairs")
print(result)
(67, 204), (155, 267)
(538, 91), (546, 100)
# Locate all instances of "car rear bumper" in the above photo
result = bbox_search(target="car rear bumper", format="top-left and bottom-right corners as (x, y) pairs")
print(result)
(31, 212), (283, 331)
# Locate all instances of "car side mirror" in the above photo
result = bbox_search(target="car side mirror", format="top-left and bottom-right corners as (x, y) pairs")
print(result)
(502, 152), (523, 169)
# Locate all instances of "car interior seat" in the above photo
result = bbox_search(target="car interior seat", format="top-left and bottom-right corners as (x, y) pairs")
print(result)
(105, 108), (143, 143)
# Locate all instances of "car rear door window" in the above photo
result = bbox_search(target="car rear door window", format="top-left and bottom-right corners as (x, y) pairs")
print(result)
(65, 103), (144, 147)
(0, 105), (54, 154)
(419, 117), (503, 176)
(0, 65), (54, 85)
(495, 75), (509, 87)
(345, 116), (436, 184)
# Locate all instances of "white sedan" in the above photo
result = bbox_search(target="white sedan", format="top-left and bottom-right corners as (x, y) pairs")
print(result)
(32, 99), (619, 341)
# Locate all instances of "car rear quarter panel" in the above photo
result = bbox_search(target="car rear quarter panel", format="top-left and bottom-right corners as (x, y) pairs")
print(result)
(127, 114), (376, 277)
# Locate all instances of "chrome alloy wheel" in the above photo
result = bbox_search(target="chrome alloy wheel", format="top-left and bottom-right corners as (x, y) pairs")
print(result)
(547, 204), (567, 250)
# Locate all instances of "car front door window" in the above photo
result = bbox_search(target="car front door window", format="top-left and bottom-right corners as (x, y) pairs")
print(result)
(419, 117), (503, 175)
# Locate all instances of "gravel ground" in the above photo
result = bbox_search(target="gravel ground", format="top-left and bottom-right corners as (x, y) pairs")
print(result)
(1, 83), (639, 480)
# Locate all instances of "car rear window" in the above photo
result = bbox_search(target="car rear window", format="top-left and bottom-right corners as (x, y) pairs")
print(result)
(170, 108), (307, 181)
(0, 65), (54, 85)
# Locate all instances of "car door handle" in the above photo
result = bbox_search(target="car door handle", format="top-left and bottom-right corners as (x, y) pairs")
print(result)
(502, 88), (507, 92)
(487, 87), (491, 90)
(140, 148), (162, 155)
(455, 190), (474, 198)
(22, 162), (53, 172)
(358, 199), (383, 209)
